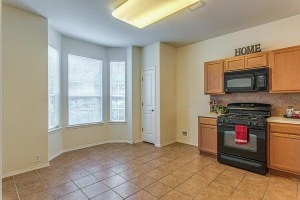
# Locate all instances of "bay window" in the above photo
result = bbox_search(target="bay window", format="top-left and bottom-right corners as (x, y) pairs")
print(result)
(68, 54), (103, 126)
(110, 61), (126, 122)
(48, 46), (60, 130)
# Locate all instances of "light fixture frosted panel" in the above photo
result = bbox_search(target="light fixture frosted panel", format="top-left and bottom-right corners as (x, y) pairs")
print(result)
(112, 0), (201, 28)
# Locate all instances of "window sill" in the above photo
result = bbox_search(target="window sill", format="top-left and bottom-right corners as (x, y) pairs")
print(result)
(67, 122), (105, 129)
(48, 127), (62, 135)
(108, 121), (127, 124)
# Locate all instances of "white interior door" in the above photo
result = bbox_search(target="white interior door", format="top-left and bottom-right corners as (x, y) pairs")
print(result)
(142, 68), (155, 144)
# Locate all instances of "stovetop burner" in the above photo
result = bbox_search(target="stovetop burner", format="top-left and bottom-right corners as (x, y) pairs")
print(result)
(222, 114), (268, 120)
(218, 103), (271, 127)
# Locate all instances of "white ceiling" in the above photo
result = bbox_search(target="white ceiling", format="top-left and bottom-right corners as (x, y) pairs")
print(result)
(3, 0), (300, 47)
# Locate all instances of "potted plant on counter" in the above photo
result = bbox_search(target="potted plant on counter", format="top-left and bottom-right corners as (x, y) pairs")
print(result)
(215, 105), (227, 114)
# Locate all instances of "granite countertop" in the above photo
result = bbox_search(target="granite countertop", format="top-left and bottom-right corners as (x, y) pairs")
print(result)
(267, 117), (300, 125)
(198, 112), (221, 118)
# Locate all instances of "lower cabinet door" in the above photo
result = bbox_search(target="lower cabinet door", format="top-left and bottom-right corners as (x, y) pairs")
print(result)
(269, 132), (300, 174)
(198, 124), (217, 154)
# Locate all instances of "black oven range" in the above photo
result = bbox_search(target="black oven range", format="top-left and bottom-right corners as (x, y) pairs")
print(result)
(217, 103), (271, 175)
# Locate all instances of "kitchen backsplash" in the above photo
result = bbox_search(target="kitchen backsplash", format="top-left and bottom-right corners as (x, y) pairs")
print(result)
(211, 92), (300, 116)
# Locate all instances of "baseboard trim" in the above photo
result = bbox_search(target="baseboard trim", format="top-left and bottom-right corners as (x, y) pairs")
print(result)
(132, 139), (143, 144)
(176, 140), (197, 146)
(2, 162), (50, 178)
(48, 140), (132, 162)
(5, 139), (146, 178)
(63, 140), (130, 153)
(155, 140), (177, 147)
(48, 150), (64, 161)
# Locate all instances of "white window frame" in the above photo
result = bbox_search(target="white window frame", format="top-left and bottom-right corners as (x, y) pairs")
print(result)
(109, 60), (126, 123)
(67, 54), (104, 127)
(48, 46), (61, 133)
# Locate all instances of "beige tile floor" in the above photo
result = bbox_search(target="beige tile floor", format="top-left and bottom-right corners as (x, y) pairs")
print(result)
(2, 142), (300, 200)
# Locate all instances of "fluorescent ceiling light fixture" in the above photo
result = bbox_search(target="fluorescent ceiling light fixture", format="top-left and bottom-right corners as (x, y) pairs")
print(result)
(112, 0), (202, 28)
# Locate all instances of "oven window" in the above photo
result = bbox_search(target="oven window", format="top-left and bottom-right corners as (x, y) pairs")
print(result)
(224, 131), (257, 152)
(227, 78), (252, 88)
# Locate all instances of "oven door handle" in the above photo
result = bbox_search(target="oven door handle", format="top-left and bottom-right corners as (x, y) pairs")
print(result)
(218, 123), (265, 130)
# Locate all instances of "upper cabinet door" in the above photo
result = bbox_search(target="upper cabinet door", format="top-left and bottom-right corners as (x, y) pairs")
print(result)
(204, 60), (224, 94)
(244, 52), (268, 69)
(224, 57), (245, 71)
(270, 45), (300, 93)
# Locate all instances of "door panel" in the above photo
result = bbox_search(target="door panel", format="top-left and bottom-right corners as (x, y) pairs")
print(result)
(142, 69), (155, 144)
(204, 60), (224, 94)
(244, 52), (268, 69)
(270, 46), (300, 92)
(269, 132), (300, 174)
(224, 57), (245, 71)
(217, 125), (266, 162)
(199, 124), (217, 154)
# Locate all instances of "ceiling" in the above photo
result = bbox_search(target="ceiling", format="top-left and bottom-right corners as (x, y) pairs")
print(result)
(3, 0), (300, 47)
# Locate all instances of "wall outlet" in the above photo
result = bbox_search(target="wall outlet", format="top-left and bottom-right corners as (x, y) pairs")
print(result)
(34, 154), (41, 163)
(182, 131), (188, 137)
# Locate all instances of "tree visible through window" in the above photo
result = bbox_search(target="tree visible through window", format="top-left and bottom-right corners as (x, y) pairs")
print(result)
(110, 61), (126, 122)
(48, 46), (60, 130)
(68, 54), (103, 125)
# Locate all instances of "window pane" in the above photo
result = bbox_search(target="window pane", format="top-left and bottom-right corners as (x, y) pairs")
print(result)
(68, 54), (103, 125)
(110, 61), (126, 121)
(48, 46), (60, 130)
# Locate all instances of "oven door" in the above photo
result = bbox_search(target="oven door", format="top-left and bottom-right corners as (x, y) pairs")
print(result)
(224, 73), (256, 93)
(217, 124), (266, 162)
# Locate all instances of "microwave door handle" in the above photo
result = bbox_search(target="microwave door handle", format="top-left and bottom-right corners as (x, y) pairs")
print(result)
(252, 76), (256, 90)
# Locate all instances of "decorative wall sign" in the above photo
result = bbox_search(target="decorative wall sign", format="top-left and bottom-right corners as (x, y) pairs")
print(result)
(235, 44), (261, 56)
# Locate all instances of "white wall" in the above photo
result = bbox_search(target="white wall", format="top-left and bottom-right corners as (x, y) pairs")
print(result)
(0, 0), (2, 197)
(176, 14), (300, 146)
(48, 26), (63, 160)
(142, 43), (177, 147)
(127, 46), (142, 143)
(131, 47), (142, 143)
(2, 5), (48, 175)
(160, 43), (177, 146)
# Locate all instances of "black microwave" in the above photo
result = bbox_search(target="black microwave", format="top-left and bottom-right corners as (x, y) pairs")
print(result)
(224, 68), (269, 93)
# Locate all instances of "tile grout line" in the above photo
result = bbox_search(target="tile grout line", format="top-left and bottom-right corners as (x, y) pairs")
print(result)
(12, 175), (21, 200)
(36, 169), (55, 199)
(69, 169), (94, 200)
(170, 159), (215, 199)
(6, 144), (213, 199)
(231, 172), (247, 197)
(261, 176), (271, 200)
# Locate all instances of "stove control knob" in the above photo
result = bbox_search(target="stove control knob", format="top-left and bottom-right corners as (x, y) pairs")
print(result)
(225, 119), (231, 123)
(252, 122), (259, 126)
(247, 121), (252, 125)
(220, 119), (225, 123)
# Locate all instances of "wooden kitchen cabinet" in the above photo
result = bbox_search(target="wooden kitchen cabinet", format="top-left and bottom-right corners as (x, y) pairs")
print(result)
(224, 56), (245, 71)
(269, 45), (300, 93)
(204, 60), (224, 94)
(269, 123), (300, 175)
(198, 117), (217, 155)
(244, 52), (268, 69)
